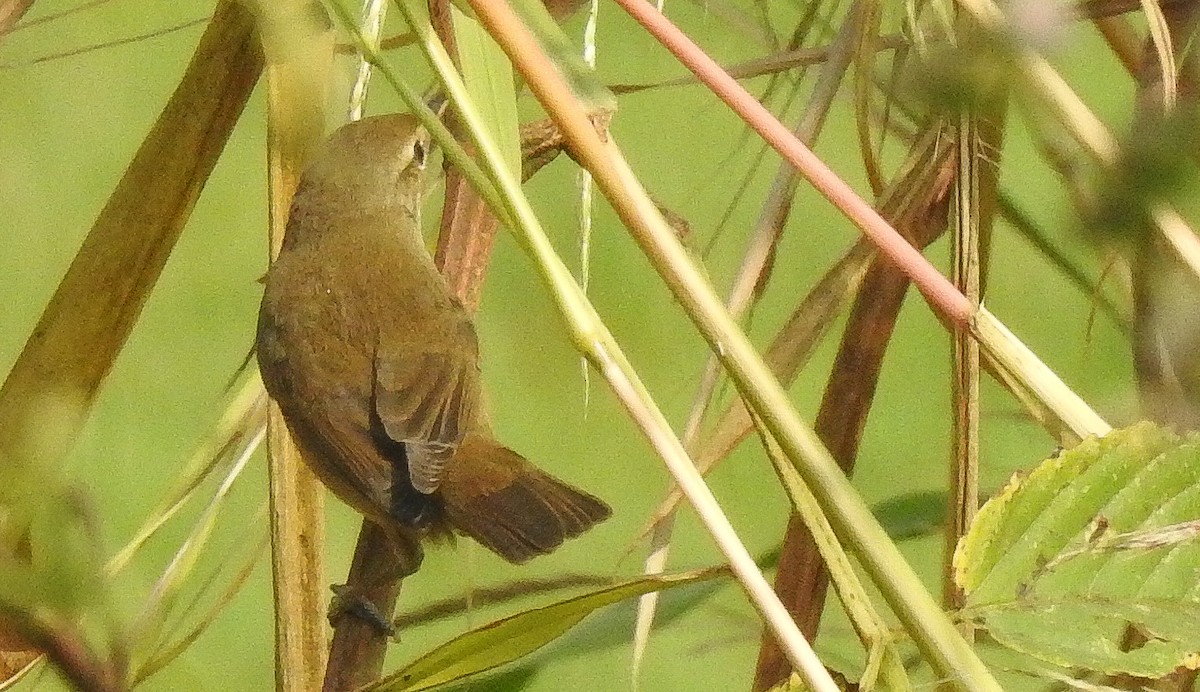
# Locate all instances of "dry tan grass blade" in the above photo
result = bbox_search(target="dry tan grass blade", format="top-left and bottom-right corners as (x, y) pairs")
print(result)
(0, 2), (262, 676)
(256, 1), (336, 688)
(0, 0), (262, 464)
(0, 0), (33, 35)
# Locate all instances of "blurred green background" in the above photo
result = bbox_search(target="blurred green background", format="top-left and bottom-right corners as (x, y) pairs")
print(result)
(1, 1), (1141, 689)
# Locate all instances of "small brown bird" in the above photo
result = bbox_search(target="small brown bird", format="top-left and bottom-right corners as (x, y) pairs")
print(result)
(256, 114), (609, 569)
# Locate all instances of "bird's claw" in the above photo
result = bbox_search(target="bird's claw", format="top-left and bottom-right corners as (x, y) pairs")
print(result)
(328, 583), (397, 639)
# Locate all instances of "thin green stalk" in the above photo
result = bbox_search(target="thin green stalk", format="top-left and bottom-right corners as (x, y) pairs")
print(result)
(467, 0), (1000, 687)
(325, 2), (514, 230)
(751, 411), (910, 690)
(346, 2), (838, 688)
(973, 309), (1112, 440)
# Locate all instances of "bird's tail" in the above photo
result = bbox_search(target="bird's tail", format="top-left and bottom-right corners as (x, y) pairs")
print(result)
(438, 435), (610, 564)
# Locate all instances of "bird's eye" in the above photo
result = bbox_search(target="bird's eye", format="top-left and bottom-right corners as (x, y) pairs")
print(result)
(412, 140), (427, 170)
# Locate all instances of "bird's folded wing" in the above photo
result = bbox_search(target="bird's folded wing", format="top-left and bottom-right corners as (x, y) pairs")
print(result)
(373, 332), (480, 495)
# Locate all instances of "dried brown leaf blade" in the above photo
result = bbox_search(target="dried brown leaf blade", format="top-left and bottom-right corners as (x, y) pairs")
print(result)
(0, 0), (33, 36)
(0, 649), (38, 690)
(0, 0), (262, 678)
(256, 2), (334, 689)
(754, 124), (958, 689)
(0, 0), (263, 464)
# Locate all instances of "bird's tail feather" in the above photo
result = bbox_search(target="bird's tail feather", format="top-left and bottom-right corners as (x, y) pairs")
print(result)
(439, 436), (610, 564)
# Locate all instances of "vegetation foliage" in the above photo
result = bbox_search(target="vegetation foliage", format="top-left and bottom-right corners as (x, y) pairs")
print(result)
(1, 0), (1199, 690)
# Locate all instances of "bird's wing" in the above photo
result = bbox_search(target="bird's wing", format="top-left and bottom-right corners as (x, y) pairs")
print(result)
(373, 316), (480, 495)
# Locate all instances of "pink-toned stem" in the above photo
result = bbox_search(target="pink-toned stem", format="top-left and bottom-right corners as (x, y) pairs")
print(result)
(611, 0), (973, 324)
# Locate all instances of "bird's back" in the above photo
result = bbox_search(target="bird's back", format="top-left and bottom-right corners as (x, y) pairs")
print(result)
(255, 114), (609, 566)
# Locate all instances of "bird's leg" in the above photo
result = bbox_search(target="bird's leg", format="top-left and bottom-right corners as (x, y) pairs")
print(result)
(328, 583), (396, 638)
(327, 524), (423, 636)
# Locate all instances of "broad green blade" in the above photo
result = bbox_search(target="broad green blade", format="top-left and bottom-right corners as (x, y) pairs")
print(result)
(504, 0), (615, 112)
(451, 6), (520, 179)
(370, 568), (725, 691)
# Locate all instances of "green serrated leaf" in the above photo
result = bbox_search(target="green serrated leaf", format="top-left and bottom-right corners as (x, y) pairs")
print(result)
(955, 422), (1200, 679)
(977, 600), (1200, 678)
(954, 421), (1178, 600)
(369, 568), (726, 691)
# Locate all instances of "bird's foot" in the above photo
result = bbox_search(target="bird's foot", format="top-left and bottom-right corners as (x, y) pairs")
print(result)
(328, 583), (397, 639)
